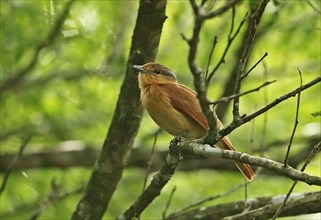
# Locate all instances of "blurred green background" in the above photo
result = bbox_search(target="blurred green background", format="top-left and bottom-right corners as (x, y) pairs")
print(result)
(1, 0), (320, 219)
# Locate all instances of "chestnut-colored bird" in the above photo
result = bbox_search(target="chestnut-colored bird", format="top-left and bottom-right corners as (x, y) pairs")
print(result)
(134, 62), (255, 181)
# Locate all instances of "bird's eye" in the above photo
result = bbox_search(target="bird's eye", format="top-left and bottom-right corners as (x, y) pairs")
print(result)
(154, 69), (161, 74)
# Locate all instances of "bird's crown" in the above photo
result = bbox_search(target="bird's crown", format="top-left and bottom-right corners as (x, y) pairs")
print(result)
(134, 62), (177, 81)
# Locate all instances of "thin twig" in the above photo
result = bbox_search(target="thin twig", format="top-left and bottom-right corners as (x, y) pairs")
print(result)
(0, 136), (32, 196)
(243, 179), (250, 212)
(206, 11), (248, 85)
(208, 80), (276, 106)
(232, 0), (269, 120)
(202, 0), (239, 19)
(219, 76), (321, 140)
(30, 180), (84, 220)
(1, 185), (84, 218)
(204, 35), (218, 82)
(174, 182), (249, 214)
(142, 131), (159, 191)
(259, 61), (269, 157)
(162, 186), (177, 219)
(206, 6), (237, 83)
(272, 141), (321, 219)
(249, 117), (255, 155)
(229, 6), (236, 36)
(30, 178), (61, 220)
(305, 0), (321, 14)
(241, 52), (268, 80)
(169, 169), (263, 218)
(283, 68), (302, 166)
(138, 132), (159, 220)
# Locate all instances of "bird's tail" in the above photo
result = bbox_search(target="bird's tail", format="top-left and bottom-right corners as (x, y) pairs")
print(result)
(233, 160), (255, 181)
(216, 137), (255, 181)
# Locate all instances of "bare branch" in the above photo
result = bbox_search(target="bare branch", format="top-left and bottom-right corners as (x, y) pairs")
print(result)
(241, 52), (268, 80)
(259, 61), (269, 157)
(283, 68), (303, 166)
(219, 76), (321, 140)
(166, 191), (321, 220)
(117, 142), (181, 220)
(208, 80), (276, 106)
(162, 186), (177, 219)
(232, 0), (269, 120)
(173, 182), (249, 216)
(178, 141), (321, 186)
(272, 141), (321, 219)
(206, 11), (248, 85)
(1, 185), (84, 219)
(30, 178), (61, 220)
(0, 136), (31, 196)
(142, 131), (159, 191)
(305, 0), (321, 14)
(202, 0), (239, 19)
(1, 138), (318, 173)
(205, 35), (218, 82)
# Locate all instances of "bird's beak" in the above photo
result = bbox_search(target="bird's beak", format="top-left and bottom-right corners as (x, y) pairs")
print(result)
(133, 65), (146, 73)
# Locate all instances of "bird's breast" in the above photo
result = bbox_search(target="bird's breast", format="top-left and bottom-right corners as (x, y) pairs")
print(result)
(140, 84), (206, 139)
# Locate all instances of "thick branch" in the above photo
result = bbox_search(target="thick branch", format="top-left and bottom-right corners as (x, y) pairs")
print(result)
(166, 191), (321, 220)
(178, 141), (321, 186)
(117, 149), (180, 220)
(2, 138), (318, 173)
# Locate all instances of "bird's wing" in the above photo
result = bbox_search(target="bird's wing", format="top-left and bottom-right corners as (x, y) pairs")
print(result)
(163, 83), (255, 181)
(162, 83), (208, 130)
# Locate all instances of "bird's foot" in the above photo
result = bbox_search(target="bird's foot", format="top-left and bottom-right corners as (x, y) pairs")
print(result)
(169, 136), (185, 158)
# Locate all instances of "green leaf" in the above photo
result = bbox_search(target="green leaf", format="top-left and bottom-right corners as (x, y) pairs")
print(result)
(311, 111), (321, 118)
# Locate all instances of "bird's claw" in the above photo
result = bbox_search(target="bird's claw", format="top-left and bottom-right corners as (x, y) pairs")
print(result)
(169, 136), (185, 158)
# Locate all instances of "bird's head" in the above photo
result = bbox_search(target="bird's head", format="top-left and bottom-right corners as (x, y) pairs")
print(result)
(133, 62), (177, 85)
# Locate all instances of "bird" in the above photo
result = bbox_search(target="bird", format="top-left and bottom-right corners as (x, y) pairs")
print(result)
(133, 62), (255, 181)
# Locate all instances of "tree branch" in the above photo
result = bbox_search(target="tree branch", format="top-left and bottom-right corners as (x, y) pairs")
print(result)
(218, 76), (321, 140)
(186, 0), (238, 143)
(166, 191), (321, 220)
(206, 10), (248, 84)
(208, 80), (276, 106)
(232, 0), (269, 120)
(117, 144), (181, 220)
(202, 0), (239, 19)
(178, 141), (321, 186)
(71, 1), (167, 219)
(0, 136), (31, 196)
(272, 141), (321, 219)
(283, 69), (302, 166)
(1, 138), (318, 173)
